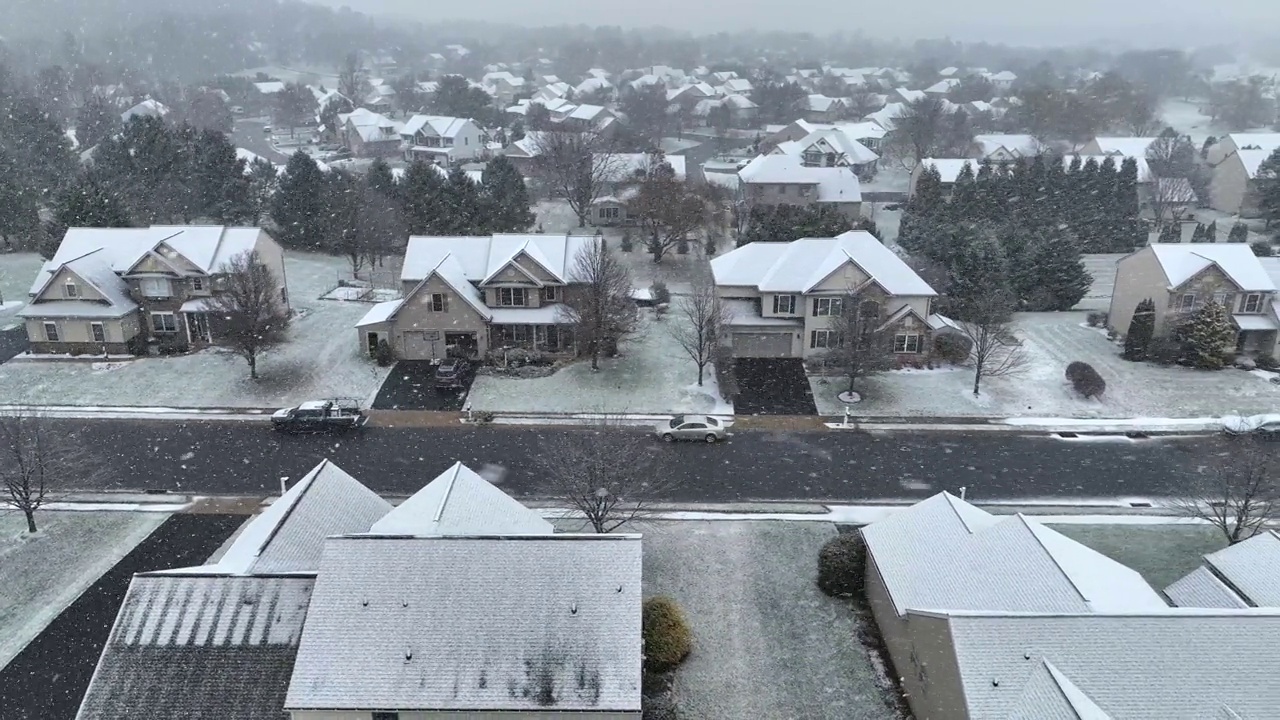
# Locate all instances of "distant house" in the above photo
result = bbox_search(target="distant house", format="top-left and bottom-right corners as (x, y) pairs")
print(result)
(770, 127), (879, 177)
(1210, 149), (1275, 216)
(591, 153), (688, 226)
(398, 114), (483, 167)
(120, 98), (170, 124)
(864, 102), (907, 131)
(738, 153), (862, 218)
(970, 133), (1042, 161)
(767, 119), (887, 153)
(924, 78), (961, 95)
(892, 88), (926, 104)
(907, 158), (975, 199)
(20, 225), (287, 356)
(1080, 136), (1160, 157)
(1205, 132), (1280, 165)
(985, 69), (1018, 89)
(337, 107), (403, 158)
(803, 94), (847, 122)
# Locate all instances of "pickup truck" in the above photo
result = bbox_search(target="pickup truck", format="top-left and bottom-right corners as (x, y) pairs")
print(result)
(271, 400), (366, 432)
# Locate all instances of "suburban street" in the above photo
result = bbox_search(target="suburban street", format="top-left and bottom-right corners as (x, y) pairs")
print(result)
(57, 419), (1221, 502)
(231, 117), (292, 163)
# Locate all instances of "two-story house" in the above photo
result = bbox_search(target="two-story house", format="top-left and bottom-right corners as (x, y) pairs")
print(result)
(592, 153), (689, 226)
(338, 108), (404, 158)
(766, 120), (887, 154)
(355, 234), (601, 360)
(710, 231), (943, 360)
(738, 153), (863, 218)
(398, 114), (484, 167)
(19, 225), (288, 355)
(1109, 243), (1279, 358)
(771, 127), (880, 177)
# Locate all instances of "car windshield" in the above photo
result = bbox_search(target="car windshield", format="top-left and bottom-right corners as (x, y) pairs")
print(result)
(669, 417), (684, 428)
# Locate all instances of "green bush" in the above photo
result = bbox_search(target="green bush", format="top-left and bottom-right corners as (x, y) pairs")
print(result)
(1256, 354), (1280, 371)
(621, 230), (634, 252)
(642, 596), (691, 674)
(1147, 336), (1181, 365)
(650, 281), (671, 307)
(1251, 241), (1274, 257)
(375, 338), (394, 366)
(817, 531), (866, 597)
(1065, 361), (1106, 398)
(933, 333), (972, 364)
(1086, 311), (1108, 328)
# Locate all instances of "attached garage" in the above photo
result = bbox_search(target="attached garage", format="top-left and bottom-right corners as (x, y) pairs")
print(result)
(401, 330), (442, 359)
(733, 331), (794, 358)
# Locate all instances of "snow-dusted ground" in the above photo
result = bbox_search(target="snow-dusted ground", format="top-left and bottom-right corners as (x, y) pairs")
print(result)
(812, 311), (1280, 419)
(1158, 98), (1228, 147)
(0, 253), (46, 329)
(0, 252), (390, 408)
(641, 520), (900, 720)
(466, 310), (733, 415)
(860, 163), (911, 194)
(0, 510), (167, 670)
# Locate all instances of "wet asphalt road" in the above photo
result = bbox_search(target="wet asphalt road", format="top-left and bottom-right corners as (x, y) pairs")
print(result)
(59, 419), (1220, 502)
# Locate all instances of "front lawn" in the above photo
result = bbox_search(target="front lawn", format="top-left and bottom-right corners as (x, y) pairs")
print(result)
(1047, 523), (1227, 591)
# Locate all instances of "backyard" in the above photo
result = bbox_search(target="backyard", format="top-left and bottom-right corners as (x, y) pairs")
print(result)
(0, 252), (391, 409)
(1048, 523), (1227, 591)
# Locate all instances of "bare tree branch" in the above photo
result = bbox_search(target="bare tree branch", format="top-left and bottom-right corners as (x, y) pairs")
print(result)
(0, 411), (93, 533)
(1173, 436), (1279, 545)
(669, 271), (731, 386)
(530, 130), (623, 227)
(561, 239), (640, 371)
(207, 250), (290, 380)
(954, 292), (1029, 396)
(820, 289), (896, 395)
(628, 151), (710, 263)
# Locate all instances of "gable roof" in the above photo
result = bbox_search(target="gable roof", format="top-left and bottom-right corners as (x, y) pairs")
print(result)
(197, 459), (392, 575)
(368, 462), (553, 536)
(711, 232), (936, 297)
(778, 128), (879, 165)
(1202, 530), (1280, 606)
(1148, 243), (1275, 292)
(1226, 132), (1280, 154)
(77, 574), (314, 720)
(917, 158), (976, 183)
(973, 133), (1041, 157)
(738, 153), (862, 202)
(1089, 136), (1159, 156)
(931, 609), (1280, 719)
(401, 234), (601, 288)
(1233, 148), (1275, 179)
(860, 492), (1166, 616)
(1164, 565), (1250, 609)
(405, 252), (492, 320)
(285, 534), (642, 712)
(401, 114), (471, 138)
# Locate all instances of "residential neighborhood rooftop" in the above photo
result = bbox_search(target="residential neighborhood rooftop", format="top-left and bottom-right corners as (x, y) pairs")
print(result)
(711, 231), (936, 296)
(367, 461), (554, 536)
(1149, 243), (1277, 292)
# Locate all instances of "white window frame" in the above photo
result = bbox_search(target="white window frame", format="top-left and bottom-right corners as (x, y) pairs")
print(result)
(429, 293), (448, 312)
(599, 206), (620, 220)
(64, 280), (79, 298)
(498, 287), (528, 307)
(1177, 293), (1196, 312)
(543, 286), (559, 303)
(1212, 292), (1228, 306)
(89, 322), (106, 343)
(813, 297), (843, 316)
(894, 333), (922, 353)
(773, 294), (796, 315)
(43, 322), (59, 342)
(1242, 293), (1263, 313)
(810, 329), (842, 349)
(191, 277), (204, 291)
(139, 277), (172, 298)
(151, 312), (178, 333)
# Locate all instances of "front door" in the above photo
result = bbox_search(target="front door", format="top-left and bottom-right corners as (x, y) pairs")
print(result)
(188, 313), (211, 343)
(366, 332), (380, 356)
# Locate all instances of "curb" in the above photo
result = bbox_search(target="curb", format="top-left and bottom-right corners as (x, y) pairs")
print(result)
(0, 405), (276, 421)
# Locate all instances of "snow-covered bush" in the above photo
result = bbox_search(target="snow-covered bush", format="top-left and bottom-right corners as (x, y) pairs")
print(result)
(933, 333), (972, 365)
(1065, 361), (1106, 398)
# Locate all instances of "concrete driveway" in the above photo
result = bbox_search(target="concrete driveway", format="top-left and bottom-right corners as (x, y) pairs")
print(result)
(0, 327), (28, 363)
(733, 358), (818, 415)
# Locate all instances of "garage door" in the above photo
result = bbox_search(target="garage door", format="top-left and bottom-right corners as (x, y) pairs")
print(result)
(733, 332), (793, 358)
(401, 330), (440, 359)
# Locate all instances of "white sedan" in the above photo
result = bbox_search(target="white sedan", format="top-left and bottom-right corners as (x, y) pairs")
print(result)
(656, 415), (728, 443)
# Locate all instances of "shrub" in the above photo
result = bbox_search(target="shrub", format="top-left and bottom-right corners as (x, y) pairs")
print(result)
(1086, 311), (1108, 328)
(1256, 354), (1280, 371)
(642, 693), (679, 720)
(712, 346), (738, 399)
(1251, 241), (1274, 257)
(676, 238), (689, 254)
(472, 410), (495, 424)
(621, 230), (634, 252)
(933, 333), (972, 364)
(817, 531), (866, 597)
(705, 236), (717, 255)
(1065, 361), (1106, 398)
(1147, 336), (1181, 365)
(642, 597), (692, 674)
(650, 281), (670, 307)
(374, 338), (394, 366)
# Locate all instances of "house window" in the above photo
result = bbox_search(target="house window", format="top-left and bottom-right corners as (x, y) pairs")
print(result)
(151, 312), (178, 333)
(139, 277), (172, 298)
(543, 286), (559, 303)
(599, 206), (620, 220)
(90, 322), (105, 343)
(192, 277), (204, 291)
(64, 281), (79, 298)
(43, 322), (59, 342)
(813, 297), (843, 316)
(1177, 293), (1196, 312)
(777, 184), (788, 195)
(498, 288), (528, 307)
(859, 300), (882, 321)
(799, 185), (813, 198)
(810, 330), (843, 349)
(773, 294), (796, 314)
(429, 293), (448, 312)
(894, 334), (923, 353)
(802, 151), (821, 167)
(1242, 293), (1263, 313)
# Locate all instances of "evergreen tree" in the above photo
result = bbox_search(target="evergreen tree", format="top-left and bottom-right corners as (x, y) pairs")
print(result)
(54, 173), (132, 228)
(946, 161), (977, 224)
(1205, 220), (1218, 243)
(270, 152), (328, 250)
(972, 157), (1000, 221)
(480, 155), (535, 233)
(1014, 232), (1092, 311)
(1190, 223), (1207, 243)
(75, 94), (119, 150)
(187, 128), (251, 223)
(1229, 221), (1250, 243)
(1255, 148), (1280, 229)
(366, 157), (397, 199)
(0, 149), (40, 246)
(910, 164), (945, 214)
(944, 234), (1010, 322)
(400, 160), (448, 234)
(437, 166), (484, 235)
(245, 158), (278, 224)
(1177, 300), (1236, 370)
(1123, 298), (1156, 361)
(739, 204), (854, 247)
(1158, 222), (1182, 243)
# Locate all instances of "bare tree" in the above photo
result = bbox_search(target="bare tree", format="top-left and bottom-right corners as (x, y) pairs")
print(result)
(669, 272), (731, 386)
(0, 412), (90, 533)
(887, 96), (974, 169)
(534, 423), (673, 532)
(629, 152), (710, 263)
(955, 292), (1029, 396)
(561, 239), (640, 371)
(823, 291), (896, 396)
(209, 250), (290, 379)
(530, 130), (623, 227)
(1174, 435), (1278, 545)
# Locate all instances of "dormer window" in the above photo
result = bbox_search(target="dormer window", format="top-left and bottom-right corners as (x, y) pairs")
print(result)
(64, 281), (79, 299)
(1242, 293), (1263, 313)
(192, 277), (204, 292)
(139, 277), (172, 298)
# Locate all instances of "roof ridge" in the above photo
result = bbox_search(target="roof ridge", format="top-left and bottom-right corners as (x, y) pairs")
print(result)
(254, 460), (327, 560)
(434, 462), (464, 523)
(1017, 515), (1092, 605)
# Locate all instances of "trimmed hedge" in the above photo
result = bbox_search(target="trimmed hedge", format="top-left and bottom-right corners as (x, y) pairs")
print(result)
(642, 596), (692, 674)
(1065, 361), (1106, 398)
(817, 531), (866, 597)
(933, 333), (972, 364)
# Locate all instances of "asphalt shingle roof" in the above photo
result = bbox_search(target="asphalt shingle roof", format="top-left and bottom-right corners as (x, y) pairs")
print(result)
(1203, 530), (1280, 606)
(1164, 566), (1249, 609)
(711, 232), (936, 296)
(367, 461), (554, 536)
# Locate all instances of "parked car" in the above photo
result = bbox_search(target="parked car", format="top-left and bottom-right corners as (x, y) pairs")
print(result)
(434, 358), (475, 391)
(262, 124), (272, 134)
(230, 105), (246, 115)
(329, 147), (353, 160)
(655, 414), (728, 443)
(271, 399), (366, 432)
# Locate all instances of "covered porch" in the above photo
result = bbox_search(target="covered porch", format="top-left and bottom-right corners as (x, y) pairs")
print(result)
(1232, 313), (1280, 359)
(489, 306), (575, 353)
(179, 297), (219, 347)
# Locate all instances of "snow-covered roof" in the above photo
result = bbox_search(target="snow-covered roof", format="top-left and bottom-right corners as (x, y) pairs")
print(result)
(1089, 136), (1159, 156)
(895, 88), (926, 103)
(254, 81), (286, 94)
(722, 93), (758, 110)
(924, 78), (961, 93)
(917, 158), (976, 183)
(601, 153), (687, 183)
(711, 231), (935, 297)
(284, 534), (643, 712)
(401, 114), (471, 138)
(401, 234), (602, 288)
(932, 609), (1280, 719)
(568, 103), (609, 122)
(805, 94), (843, 113)
(861, 492), (1167, 616)
(338, 108), (402, 142)
(354, 299), (404, 328)
(1164, 566), (1250, 609)
(576, 76), (614, 94)
(973, 133), (1042, 158)
(864, 102), (906, 130)
(1202, 530), (1280, 606)
(1234, 148), (1275, 179)
(988, 70), (1018, 81)
(721, 78), (752, 93)
(367, 462), (553, 536)
(1149, 243), (1276, 292)
(738, 154), (862, 203)
(780, 128), (879, 165)
(1226, 132), (1280, 153)
(120, 98), (170, 123)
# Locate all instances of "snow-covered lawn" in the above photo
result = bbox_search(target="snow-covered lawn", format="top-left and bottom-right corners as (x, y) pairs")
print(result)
(0, 510), (167, 669)
(811, 311), (1280, 419)
(641, 521), (900, 719)
(466, 310), (732, 415)
(0, 252), (390, 408)
(1158, 98), (1226, 147)
(0, 252), (46, 328)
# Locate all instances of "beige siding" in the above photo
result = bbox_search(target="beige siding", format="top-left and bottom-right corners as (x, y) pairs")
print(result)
(153, 243), (205, 275)
(864, 555), (914, 709)
(508, 251), (560, 284)
(392, 277), (489, 356)
(1206, 137), (1239, 166)
(716, 285), (760, 301)
(760, 293), (801, 318)
(251, 231), (290, 301)
(34, 266), (108, 303)
(809, 261), (871, 293)
(291, 711), (638, 720)
(24, 316), (133, 344)
(483, 285), (543, 309)
(1210, 154), (1250, 214)
(1109, 247), (1170, 338)
(900, 613), (971, 720)
(1079, 139), (1104, 155)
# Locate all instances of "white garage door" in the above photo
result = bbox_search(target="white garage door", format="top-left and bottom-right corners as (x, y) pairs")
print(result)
(401, 330), (440, 359)
(733, 332), (793, 358)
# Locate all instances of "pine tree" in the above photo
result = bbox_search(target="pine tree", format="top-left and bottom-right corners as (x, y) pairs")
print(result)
(1122, 298), (1156, 361)
(480, 155), (535, 233)
(75, 94), (119, 150)
(437, 166), (484, 235)
(910, 164), (945, 214)
(400, 160), (448, 234)
(270, 152), (328, 250)
(1158, 222), (1182, 243)
(947, 162), (978, 223)
(1229, 221), (1250, 243)
(944, 235), (1010, 321)
(54, 174), (132, 228)
(1177, 300), (1236, 369)
(1205, 220), (1218, 243)
(187, 128), (251, 223)
(1190, 223), (1207, 243)
(1255, 148), (1280, 229)
(367, 157), (397, 199)
(1015, 232), (1092, 311)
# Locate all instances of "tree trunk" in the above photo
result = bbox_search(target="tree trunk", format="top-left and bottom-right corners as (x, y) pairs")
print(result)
(590, 345), (599, 371)
(696, 363), (704, 386)
(23, 508), (36, 533)
(847, 372), (857, 394)
(972, 365), (982, 396)
(249, 353), (258, 379)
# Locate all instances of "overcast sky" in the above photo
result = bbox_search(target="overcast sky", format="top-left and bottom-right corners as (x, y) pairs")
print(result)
(332, 0), (1264, 45)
